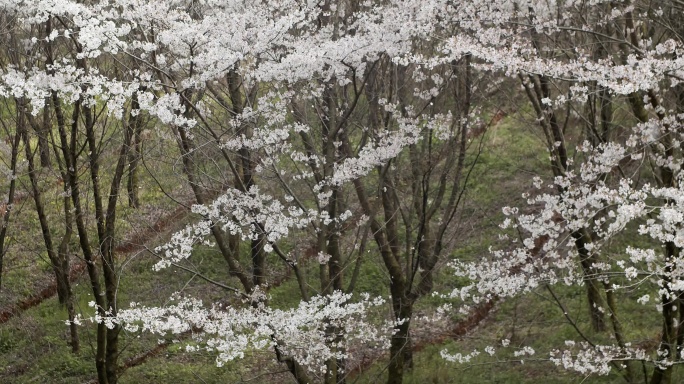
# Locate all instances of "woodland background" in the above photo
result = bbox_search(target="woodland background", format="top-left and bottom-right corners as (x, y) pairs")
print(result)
(0, 1), (682, 383)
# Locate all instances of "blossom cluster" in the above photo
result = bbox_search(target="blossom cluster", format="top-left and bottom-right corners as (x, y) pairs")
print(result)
(109, 291), (393, 376)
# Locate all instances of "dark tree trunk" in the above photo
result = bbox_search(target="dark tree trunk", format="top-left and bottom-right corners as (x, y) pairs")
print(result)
(21, 98), (79, 351)
(54, 93), (108, 383)
(127, 95), (143, 208)
(572, 230), (606, 332)
(38, 104), (51, 167)
(0, 101), (21, 290)
(387, 297), (412, 384)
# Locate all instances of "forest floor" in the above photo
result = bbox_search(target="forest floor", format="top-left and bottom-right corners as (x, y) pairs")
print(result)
(0, 116), (674, 383)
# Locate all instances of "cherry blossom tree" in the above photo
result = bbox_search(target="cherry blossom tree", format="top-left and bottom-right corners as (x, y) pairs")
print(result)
(4, 0), (684, 383)
(0, 2), (149, 382)
(434, 1), (684, 383)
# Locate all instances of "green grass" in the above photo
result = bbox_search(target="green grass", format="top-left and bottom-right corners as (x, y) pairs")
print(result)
(0, 109), (672, 384)
(363, 119), (682, 383)
(351, 115), (671, 384)
(355, 281), (675, 383)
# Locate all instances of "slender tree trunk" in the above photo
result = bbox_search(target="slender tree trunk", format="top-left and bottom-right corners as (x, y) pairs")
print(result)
(20, 98), (79, 352)
(176, 120), (254, 293)
(58, 180), (79, 354)
(650, 243), (679, 384)
(0, 101), (21, 290)
(251, 235), (266, 287)
(520, 73), (607, 331)
(572, 229), (606, 332)
(387, 296), (412, 384)
(38, 103), (51, 167)
(229, 71), (265, 288)
(54, 94), (108, 383)
(60, 212), (79, 353)
(603, 283), (634, 383)
(127, 94), (143, 208)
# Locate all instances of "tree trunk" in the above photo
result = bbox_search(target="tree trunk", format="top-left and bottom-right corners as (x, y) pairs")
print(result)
(127, 95), (143, 208)
(0, 101), (21, 290)
(603, 283), (634, 383)
(572, 229), (606, 332)
(520, 74), (607, 331)
(21, 98), (79, 351)
(388, 298), (412, 384)
(38, 103), (51, 167)
(176, 120), (254, 293)
(54, 94), (108, 383)
(650, 242), (679, 384)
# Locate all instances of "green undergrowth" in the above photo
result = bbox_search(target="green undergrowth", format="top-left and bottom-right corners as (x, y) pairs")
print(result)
(0, 210), (243, 383)
(351, 118), (676, 383)
(356, 280), (677, 383)
(0, 112), (671, 384)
